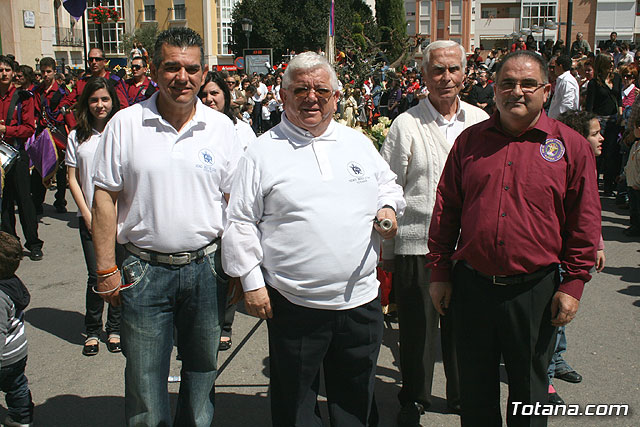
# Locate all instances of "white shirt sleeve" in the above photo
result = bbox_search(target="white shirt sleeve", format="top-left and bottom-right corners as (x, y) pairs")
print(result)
(92, 123), (123, 192)
(219, 129), (244, 194)
(221, 154), (267, 292)
(65, 130), (78, 167)
(371, 141), (406, 216)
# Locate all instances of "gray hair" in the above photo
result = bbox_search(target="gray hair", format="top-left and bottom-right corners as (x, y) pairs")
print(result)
(422, 40), (467, 71)
(282, 51), (339, 91)
(153, 27), (204, 69)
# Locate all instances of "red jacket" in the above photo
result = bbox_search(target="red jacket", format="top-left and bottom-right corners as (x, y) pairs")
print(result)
(0, 85), (35, 148)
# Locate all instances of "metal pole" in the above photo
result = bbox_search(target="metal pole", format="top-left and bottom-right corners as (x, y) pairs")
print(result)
(245, 32), (250, 49)
(566, 0), (573, 56)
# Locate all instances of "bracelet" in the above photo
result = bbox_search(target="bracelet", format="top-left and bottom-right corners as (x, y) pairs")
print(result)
(91, 284), (121, 295)
(97, 269), (120, 279)
(96, 265), (118, 276)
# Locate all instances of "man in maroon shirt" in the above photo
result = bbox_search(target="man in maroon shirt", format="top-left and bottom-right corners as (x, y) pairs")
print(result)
(0, 55), (41, 260)
(61, 48), (129, 117)
(427, 50), (600, 426)
(31, 57), (74, 214)
(123, 56), (157, 105)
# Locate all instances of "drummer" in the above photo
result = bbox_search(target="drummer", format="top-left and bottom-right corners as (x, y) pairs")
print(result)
(0, 55), (41, 261)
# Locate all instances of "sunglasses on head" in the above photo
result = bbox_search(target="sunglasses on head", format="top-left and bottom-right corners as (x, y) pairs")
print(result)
(88, 57), (105, 62)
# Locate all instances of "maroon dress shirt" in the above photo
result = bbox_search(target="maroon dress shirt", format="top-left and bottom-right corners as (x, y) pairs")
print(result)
(426, 111), (601, 300)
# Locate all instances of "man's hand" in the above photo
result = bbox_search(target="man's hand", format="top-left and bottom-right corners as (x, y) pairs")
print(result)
(596, 250), (606, 273)
(382, 258), (395, 273)
(550, 291), (580, 327)
(228, 277), (244, 305)
(244, 287), (273, 319)
(374, 207), (397, 240)
(429, 281), (452, 316)
(96, 271), (122, 306)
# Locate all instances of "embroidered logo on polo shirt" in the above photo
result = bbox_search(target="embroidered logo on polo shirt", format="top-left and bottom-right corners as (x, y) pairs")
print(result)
(196, 149), (217, 173)
(540, 138), (565, 162)
(347, 161), (364, 177)
(199, 149), (215, 165)
(347, 161), (370, 184)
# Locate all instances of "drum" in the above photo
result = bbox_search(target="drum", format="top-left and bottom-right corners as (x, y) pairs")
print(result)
(0, 142), (19, 172)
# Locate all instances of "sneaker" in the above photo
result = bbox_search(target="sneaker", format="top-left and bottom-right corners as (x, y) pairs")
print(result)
(3, 415), (32, 427)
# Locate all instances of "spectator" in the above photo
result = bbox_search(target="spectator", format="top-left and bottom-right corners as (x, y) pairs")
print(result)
(570, 32), (591, 58)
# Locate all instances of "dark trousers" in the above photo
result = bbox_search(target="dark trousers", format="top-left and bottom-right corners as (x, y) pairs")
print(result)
(0, 356), (34, 424)
(453, 262), (558, 427)
(221, 299), (236, 338)
(1, 150), (42, 251)
(79, 218), (124, 337)
(267, 287), (383, 427)
(394, 255), (459, 407)
(31, 155), (67, 211)
(600, 116), (621, 193)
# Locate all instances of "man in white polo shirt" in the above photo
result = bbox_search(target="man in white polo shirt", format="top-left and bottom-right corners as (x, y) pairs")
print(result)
(222, 52), (405, 426)
(91, 28), (242, 426)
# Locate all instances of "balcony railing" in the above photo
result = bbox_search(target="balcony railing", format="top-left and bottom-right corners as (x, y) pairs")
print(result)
(174, 5), (186, 20)
(54, 27), (83, 47)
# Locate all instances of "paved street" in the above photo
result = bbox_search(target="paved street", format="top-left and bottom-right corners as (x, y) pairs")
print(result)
(6, 189), (640, 426)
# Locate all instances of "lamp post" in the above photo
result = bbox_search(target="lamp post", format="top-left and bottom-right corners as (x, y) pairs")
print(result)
(241, 18), (253, 49)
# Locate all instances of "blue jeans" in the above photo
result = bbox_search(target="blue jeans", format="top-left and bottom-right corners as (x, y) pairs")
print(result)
(119, 249), (228, 426)
(0, 356), (33, 424)
(547, 326), (574, 384)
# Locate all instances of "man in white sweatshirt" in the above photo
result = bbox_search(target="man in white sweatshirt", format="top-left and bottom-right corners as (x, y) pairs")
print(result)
(222, 51), (405, 426)
(381, 40), (489, 426)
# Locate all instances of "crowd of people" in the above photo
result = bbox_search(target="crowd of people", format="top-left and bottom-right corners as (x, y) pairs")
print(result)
(0, 25), (638, 427)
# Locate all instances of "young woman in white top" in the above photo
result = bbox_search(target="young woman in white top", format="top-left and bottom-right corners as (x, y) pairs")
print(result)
(199, 71), (256, 350)
(65, 77), (123, 357)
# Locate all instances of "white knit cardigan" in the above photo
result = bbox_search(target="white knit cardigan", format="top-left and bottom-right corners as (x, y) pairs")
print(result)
(380, 98), (489, 257)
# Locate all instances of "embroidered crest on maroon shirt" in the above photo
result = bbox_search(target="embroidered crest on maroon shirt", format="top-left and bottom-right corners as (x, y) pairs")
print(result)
(540, 138), (565, 162)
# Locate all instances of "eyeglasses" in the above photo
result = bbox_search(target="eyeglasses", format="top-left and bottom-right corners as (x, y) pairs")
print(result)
(88, 57), (105, 62)
(131, 65), (142, 71)
(548, 65), (555, 70)
(623, 74), (632, 78)
(498, 79), (547, 93)
(291, 86), (334, 99)
(226, 80), (236, 85)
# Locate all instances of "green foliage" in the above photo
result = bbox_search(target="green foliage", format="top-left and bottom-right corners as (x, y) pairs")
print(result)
(231, 0), (377, 62)
(122, 23), (158, 60)
(375, 0), (408, 63)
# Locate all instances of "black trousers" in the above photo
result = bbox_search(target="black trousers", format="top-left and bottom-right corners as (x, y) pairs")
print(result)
(394, 255), (459, 407)
(79, 218), (124, 337)
(453, 262), (558, 427)
(30, 155), (67, 211)
(266, 287), (383, 427)
(1, 150), (42, 251)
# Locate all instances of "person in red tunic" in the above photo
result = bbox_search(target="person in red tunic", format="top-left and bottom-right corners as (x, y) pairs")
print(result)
(124, 56), (157, 105)
(427, 50), (601, 426)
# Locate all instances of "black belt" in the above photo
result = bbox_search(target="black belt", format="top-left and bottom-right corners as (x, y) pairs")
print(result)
(463, 262), (556, 286)
(124, 239), (219, 266)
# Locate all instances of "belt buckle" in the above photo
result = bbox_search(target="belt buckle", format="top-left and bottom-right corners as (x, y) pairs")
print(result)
(492, 275), (509, 286)
(168, 253), (191, 265)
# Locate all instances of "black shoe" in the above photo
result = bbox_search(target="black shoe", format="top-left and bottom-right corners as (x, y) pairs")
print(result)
(555, 370), (582, 383)
(219, 338), (232, 351)
(549, 391), (565, 405)
(29, 249), (43, 261)
(623, 227), (640, 237)
(603, 190), (615, 197)
(106, 340), (121, 353)
(82, 338), (99, 356)
(54, 204), (67, 213)
(446, 403), (462, 414)
(397, 402), (425, 427)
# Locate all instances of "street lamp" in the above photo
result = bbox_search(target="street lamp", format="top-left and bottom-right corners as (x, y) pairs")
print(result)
(241, 18), (253, 49)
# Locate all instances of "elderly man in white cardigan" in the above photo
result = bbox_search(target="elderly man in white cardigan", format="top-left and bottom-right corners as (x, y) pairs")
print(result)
(381, 40), (490, 426)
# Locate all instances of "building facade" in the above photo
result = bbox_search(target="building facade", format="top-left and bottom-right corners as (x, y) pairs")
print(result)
(405, 0), (474, 52)
(131, 0), (239, 67)
(0, 0), (84, 70)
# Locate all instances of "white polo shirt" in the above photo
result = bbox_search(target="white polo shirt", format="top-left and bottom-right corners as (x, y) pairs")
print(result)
(222, 113), (406, 309)
(92, 93), (242, 253)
